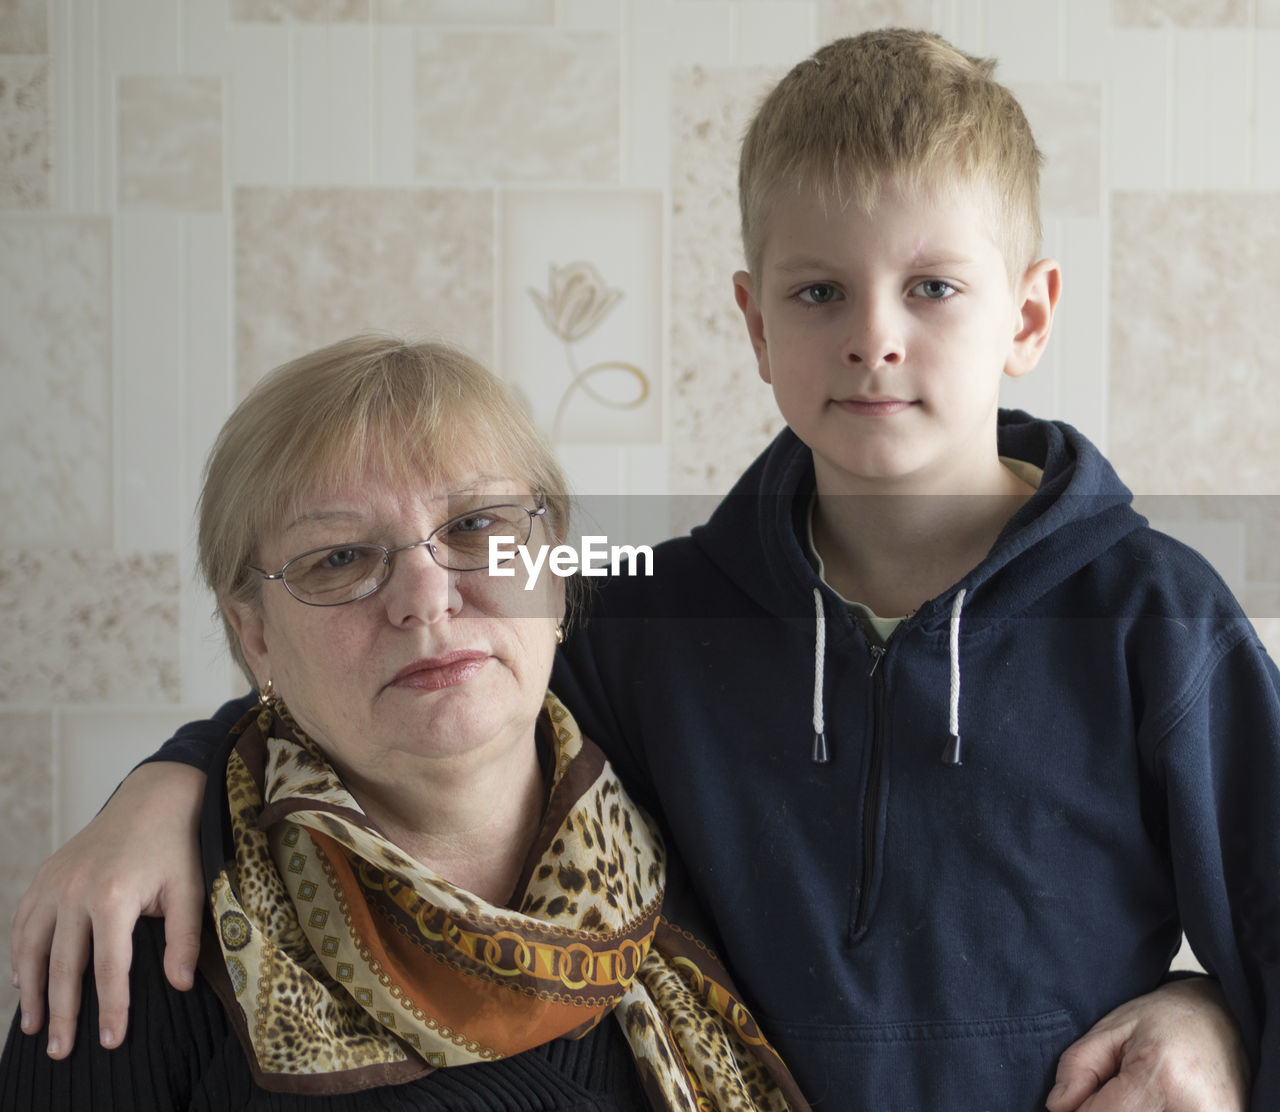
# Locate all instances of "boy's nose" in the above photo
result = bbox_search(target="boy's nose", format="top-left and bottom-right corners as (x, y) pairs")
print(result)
(846, 345), (903, 367)
(381, 545), (459, 626)
(843, 302), (904, 368)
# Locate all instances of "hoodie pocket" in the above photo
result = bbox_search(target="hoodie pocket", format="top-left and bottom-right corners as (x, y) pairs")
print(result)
(769, 1008), (1075, 1111)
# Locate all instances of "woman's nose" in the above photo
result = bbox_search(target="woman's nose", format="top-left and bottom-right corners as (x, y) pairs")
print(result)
(380, 544), (459, 625)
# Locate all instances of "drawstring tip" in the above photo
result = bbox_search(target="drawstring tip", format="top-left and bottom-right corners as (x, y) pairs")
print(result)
(811, 731), (830, 765)
(941, 733), (962, 766)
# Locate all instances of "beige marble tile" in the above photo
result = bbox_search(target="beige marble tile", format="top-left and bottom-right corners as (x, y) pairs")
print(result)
(233, 0), (555, 19)
(1246, 580), (1280, 627)
(0, 57), (49, 208)
(0, 711), (53, 1022)
(234, 186), (493, 392)
(414, 31), (618, 183)
(377, 0), (554, 22)
(670, 65), (786, 497)
(0, 218), (112, 545)
(231, 0), (370, 20)
(0, 552), (181, 702)
(1011, 83), (1101, 219)
(816, 0), (935, 38)
(1110, 192), (1280, 494)
(1112, 0), (1247, 26)
(118, 76), (222, 211)
(1240, 499), (1280, 582)
(0, 0), (48, 53)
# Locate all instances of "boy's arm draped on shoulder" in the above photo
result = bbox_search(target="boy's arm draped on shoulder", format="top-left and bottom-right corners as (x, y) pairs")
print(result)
(1046, 977), (1249, 1112)
(1, 919), (231, 1110)
(1149, 628), (1280, 1109)
(9, 695), (251, 1060)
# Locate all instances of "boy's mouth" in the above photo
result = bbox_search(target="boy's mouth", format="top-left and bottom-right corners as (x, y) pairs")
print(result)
(833, 396), (916, 416)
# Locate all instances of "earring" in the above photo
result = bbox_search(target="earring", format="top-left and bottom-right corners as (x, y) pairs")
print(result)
(555, 624), (565, 644)
(257, 678), (278, 731)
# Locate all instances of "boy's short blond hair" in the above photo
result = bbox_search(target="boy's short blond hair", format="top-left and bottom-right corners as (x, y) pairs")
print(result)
(739, 29), (1043, 279)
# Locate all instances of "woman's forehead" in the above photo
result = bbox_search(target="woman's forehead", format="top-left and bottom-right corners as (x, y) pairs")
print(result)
(292, 466), (529, 518)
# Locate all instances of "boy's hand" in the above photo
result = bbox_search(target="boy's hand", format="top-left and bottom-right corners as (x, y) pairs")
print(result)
(9, 762), (207, 1059)
(1045, 977), (1249, 1111)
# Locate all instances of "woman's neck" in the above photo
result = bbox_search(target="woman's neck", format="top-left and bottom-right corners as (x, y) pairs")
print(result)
(337, 738), (546, 906)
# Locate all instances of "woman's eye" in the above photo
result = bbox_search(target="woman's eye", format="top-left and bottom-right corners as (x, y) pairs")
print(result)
(320, 547), (364, 569)
(912, 279), (957, 300)
(451, 512), (497, 534)
(796, 283), (841, 305)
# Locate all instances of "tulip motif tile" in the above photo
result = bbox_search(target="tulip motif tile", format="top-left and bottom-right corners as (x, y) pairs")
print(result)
(502, 190), (662, 443)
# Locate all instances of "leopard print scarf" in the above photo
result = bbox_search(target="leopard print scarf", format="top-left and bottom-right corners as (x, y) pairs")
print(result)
(204, 693), (808, 1111)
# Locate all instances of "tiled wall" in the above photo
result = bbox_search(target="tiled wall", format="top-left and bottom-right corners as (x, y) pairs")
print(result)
(3, 0), (1278, 1009)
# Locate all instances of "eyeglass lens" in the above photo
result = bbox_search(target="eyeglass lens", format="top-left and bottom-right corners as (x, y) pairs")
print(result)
(281, 505), (536, 604)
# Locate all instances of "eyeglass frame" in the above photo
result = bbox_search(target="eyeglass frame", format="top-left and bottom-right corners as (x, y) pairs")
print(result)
(247, 501), (548, 607)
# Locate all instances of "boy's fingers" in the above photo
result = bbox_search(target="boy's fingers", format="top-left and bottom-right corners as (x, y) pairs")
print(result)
(12, 898), (55, 1039)
(160, 877), (205, 993)
(1046, 1028), (1124, 1111)
(90, 912), (140, 1050)
(43, 914), (93, 1059)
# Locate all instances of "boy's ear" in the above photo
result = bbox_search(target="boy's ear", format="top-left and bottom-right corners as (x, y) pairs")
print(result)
(224, 599), (270, 688)
(1005, 258), (1062, 379)
(733, 270), (772, 384)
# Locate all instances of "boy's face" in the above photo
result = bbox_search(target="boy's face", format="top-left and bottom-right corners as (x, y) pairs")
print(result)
(734, 182), (1059, 495)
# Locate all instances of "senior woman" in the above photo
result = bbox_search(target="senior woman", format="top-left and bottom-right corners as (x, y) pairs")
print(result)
(0, 336), (805, 1111)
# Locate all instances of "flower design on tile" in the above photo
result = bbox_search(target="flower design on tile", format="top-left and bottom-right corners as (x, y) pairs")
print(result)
(530, 261), (622, 342)
(528, 261), (650, 439)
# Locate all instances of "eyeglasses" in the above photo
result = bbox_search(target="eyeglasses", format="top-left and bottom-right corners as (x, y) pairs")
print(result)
(249, 503), (548, 607)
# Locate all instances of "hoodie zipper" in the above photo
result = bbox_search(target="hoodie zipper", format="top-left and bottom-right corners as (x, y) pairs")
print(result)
(854, 642), (888, 937)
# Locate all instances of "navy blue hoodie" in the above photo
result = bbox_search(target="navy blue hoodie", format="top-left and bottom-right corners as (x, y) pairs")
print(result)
(551, 412), (1279, 1109)
(161, 412), (1278, 1110)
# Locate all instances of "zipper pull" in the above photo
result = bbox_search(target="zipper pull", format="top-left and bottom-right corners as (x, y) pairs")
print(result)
(868, 644), (886, 676)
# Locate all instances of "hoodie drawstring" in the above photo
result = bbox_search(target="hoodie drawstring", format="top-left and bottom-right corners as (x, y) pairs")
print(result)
(811, 588), (829, 764)
(811, 585), (967, 767)
(941, 588), (967, 766)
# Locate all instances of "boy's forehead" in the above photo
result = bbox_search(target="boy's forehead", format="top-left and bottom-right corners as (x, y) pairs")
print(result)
(760, 177), (1006, 262)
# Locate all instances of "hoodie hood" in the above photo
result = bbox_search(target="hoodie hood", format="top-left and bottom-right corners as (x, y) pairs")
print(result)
(691, 409), (1146, 635)
(691, 410), (1148, 766)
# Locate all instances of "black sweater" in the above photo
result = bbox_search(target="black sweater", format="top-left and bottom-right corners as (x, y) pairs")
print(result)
(0, 919), (649, 1111)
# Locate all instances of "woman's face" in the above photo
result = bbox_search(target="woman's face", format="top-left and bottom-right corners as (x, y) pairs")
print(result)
(225, 460), (564, 789)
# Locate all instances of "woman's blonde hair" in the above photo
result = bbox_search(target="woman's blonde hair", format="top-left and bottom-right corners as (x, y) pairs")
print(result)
(198, 334), (572, 684)
(739, 29), (1044, 279)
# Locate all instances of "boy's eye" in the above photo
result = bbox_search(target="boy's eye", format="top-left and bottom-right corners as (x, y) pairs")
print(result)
(911, 279), (957, 300)
(796, 283), (842, 305)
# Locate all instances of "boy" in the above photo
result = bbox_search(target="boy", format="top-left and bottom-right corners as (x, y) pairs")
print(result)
(558, 29), (1278, 1107)
(11, 29), (1268, 1110)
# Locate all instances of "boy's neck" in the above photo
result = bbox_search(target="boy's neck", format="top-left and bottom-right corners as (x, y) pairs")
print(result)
(811, 458), (1035, 617)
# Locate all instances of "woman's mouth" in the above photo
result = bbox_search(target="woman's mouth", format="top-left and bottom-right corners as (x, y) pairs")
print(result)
(389, 651), (489, 691)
